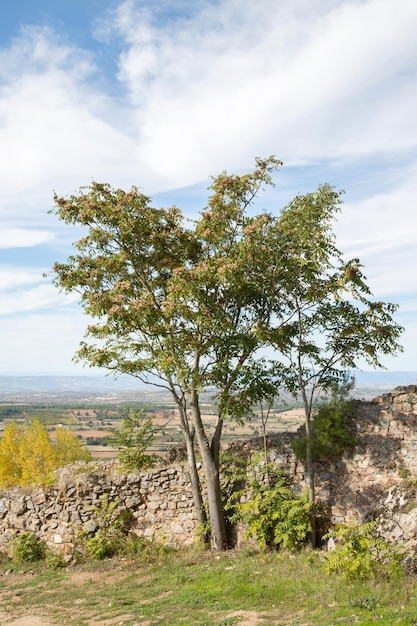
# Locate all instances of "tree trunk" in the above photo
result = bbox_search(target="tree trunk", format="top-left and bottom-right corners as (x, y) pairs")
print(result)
(304, 405), (317, 548)
(172, 393), (207, 531)
(211, 414), (223, 471)
(182, 420), (207, 530)
(189, 390), (228, 550)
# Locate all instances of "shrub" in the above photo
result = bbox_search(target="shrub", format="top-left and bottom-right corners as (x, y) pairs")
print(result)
(239, 479), (311, 550)
(85, 532), (116, 561)
(323, 521), (404, 581)
(12, 532), (46, 564)
(292, 379), (357, 462)
(79, 494), (138, 561)
(46, 550), (66, 570)
(222, 451), (314, 550)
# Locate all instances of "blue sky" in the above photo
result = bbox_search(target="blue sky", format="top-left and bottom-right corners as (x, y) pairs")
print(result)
(0, 0), (416, 375)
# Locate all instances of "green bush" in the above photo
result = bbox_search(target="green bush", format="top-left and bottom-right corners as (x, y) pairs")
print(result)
(292, 380), (357, 461)
(239, 478), (311, 550)
(12, 532), (46, 564)
(323, 521), (404, 581)
(85, 531), (116, 561)
(221, 451), (313, 551)
(45, 550), (66, 570)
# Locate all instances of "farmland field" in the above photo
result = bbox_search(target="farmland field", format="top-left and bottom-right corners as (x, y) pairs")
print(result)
(0, 392), (305, 460)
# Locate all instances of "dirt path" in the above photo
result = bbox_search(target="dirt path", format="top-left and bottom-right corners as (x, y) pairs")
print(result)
(0, 615), (54, 626)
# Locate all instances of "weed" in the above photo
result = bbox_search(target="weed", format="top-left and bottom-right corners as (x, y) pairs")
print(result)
(78, 493), (139, 560)
(349, 595), (380, 610)
(238, 478), (311, 550)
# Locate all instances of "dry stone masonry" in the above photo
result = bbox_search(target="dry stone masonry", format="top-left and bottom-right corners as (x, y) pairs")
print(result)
(1, 385), (417, 555)
(0, 463), (197, 557)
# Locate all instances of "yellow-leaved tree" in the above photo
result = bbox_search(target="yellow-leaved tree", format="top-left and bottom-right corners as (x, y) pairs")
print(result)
(0, 421), (22, 487)
(19, 419), (56, 487)
(0, 419), (91, 488)
(53, 425), (92, 467)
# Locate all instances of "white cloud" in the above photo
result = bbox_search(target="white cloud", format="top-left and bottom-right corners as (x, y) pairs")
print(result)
(1, 0), (416, 207)
(0, 229), (54, 249)
(335, 163), (417, 298)
(0, 0), (416, 373)
(0, 26), (141, 223)
(0, 283), (78, 315)
(108, 0), (417, 185)
(0, 268), (44, 289)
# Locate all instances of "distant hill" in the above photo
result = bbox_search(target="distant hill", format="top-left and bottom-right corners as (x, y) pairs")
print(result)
(352, 370), (417, 385)
(0, 371), (415, 398)
(0, 375), (146, 395)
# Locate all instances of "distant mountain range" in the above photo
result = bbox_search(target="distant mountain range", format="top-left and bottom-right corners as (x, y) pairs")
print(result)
(0, 371), (415, 396)
(352, 371), (417, 385)
(0, 374), (146, 395)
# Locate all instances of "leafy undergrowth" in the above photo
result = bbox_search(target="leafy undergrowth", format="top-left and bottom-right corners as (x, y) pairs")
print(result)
(1, 548), (417, 625)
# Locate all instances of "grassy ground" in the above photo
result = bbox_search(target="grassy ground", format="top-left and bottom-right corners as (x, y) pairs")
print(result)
(1, 547), (417, 625)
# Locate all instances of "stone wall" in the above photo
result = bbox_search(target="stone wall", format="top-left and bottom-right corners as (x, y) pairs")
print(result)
(228, 385), (417, 543)
(308, 385), (417, 524)
(1, 385), (417, 555)
(0, 463), (197, 558)
(231, 385), (417, 523)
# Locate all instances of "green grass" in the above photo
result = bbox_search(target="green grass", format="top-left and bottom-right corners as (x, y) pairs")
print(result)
(1, 548), (417, 625)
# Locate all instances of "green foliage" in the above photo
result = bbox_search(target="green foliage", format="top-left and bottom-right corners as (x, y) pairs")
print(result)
(323, 521), (404, 581)
(349, 595), (379, 610)
(80, 494), (137, 561)
(220, 451), (248, 520)
(112, 409), (157, 472)
(222, 457), (306, 550)
(221, 451), (312, 550)
(85, 532), (116, 561)
(240, 479), (311, 550)
(292, 380), (357, 462)
(45, 550), (66, 570)
(11, 532), (46, 564)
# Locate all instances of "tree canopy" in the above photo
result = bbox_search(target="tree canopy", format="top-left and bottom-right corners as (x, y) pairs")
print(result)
(0, 419), (91, 488)
(50, 156), (403, 549)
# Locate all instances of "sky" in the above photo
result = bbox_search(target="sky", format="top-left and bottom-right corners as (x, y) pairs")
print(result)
(0, 0), (416, 375)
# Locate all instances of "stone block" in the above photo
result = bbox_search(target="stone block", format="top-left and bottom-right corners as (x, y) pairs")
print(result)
(172, 524), (184, 534)
(124, 495), (142, 508)
(10, 499), (26, 516)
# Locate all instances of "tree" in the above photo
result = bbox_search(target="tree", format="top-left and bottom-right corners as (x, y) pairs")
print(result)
(268, 185), (403, 543)
(19, 418), (56, 487)
(49, 157), (284, 550)
(49, 160), (402, 550)
(0, 420), (92, 488)
(112, 409), (157, 472)
(0, 421), (22, 487)
(54, 425), (92, 467)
